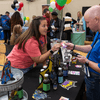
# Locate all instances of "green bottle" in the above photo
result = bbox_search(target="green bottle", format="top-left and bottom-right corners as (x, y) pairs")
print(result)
(43, 74), (50, 92)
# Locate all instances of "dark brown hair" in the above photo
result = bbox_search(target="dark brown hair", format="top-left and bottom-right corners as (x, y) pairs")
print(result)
(15, 16), (46, 52)
(10, 11), (23, 32)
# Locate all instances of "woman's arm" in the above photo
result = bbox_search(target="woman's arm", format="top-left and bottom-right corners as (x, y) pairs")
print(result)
(31, 43), (61, 63)
(41, 43), (47, 65)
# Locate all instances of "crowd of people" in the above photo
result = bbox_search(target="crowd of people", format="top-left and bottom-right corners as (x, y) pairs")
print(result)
(0, 9), (84, 45)
(0, 5), (100, 100)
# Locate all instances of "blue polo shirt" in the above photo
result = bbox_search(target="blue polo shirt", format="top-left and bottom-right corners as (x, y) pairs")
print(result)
(87, 31), (100, 75)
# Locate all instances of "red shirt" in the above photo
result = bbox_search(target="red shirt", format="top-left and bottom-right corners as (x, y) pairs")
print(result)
(43, 15), (50, 28)
(7, 35), (47, 69)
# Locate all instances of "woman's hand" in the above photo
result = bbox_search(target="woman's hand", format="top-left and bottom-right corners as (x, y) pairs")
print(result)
(51, 43), (61, 52)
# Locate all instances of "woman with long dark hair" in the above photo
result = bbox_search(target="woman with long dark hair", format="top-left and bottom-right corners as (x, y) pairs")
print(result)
(10, 11), (23, 33)
(7, 16), (61, 74)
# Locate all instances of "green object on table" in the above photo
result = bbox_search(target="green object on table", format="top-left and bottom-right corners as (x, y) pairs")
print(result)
(71, 31), (85, 45)
(17, 89), (23, 99)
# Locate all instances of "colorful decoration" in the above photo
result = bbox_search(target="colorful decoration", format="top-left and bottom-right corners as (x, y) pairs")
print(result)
(25, 20), (28, 24)
(1, 60), (15, 84)
(19, 2), (24, 7)
(23, 16), (26, 21)
(50, 1), (56, 9)
(18, 7), (21, 11)
(56, 0), (67, 7)
(23, 16), (30, 25)
(50, 0), (55, 3)
(9, 87), (23, 100)
(11, 4), (15, 9)
(26, 17), (30, 21)
(71, 56), (77, 64)
(32, 90), (47, 100)
(60, 79), (77, 90)
(55, 2), (65, 11)
(14, 7), (17, 11)
(66, 0), (72, 4)
(13, 0), (18, 5)
(49, 6), (54, 12)
(15, 3), (19, 9)
(11, 0), (24, 11)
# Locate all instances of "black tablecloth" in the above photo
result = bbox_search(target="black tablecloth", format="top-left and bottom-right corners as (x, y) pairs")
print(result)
(23, 62), (85, 100)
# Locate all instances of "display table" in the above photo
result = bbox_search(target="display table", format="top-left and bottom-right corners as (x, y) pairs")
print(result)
(0, 68), (24, 92)
(71, 31), (85, 45)
(23, 62), (85, 100)
(0, 68), (28, 100)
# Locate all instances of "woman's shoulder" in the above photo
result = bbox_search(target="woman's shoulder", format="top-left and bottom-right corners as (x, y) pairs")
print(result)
(26, 36), (38, 44)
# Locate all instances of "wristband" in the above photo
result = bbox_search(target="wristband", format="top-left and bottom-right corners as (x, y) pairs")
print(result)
(50, 49), (54, 54)
(85, 60), (89, 67)
(72, 44), (75, 51)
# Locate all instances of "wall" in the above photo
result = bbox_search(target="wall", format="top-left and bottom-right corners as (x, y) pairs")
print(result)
(0, 0), (100, 21)
(63, 0), (100, 20)
(0, 0), (47, 21)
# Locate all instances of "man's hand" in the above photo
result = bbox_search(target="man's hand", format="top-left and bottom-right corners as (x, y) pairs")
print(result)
(76, 55), (87, 64)
(64, 42), (74, 50)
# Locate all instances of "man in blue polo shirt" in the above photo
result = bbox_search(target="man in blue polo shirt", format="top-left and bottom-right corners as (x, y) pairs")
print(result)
(64, 5), (100, 100)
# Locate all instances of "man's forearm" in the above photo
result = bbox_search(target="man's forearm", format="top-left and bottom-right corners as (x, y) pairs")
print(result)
(86, 59), (100, 73)
(75, 45), (92, 53)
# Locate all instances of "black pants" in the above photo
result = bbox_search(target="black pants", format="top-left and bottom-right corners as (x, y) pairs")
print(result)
(62, 30), (72, 42)
(3, 30), (11, 43)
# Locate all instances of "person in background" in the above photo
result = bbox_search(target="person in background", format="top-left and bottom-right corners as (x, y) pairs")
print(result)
(32, 15), (36, 20)
(64, 5), (100, 100)
(10, 24), (22, 45)
(76, 11), (83, 24)
(1, 11), (11, 44)
(76, 11), (83, 30)
(43, 8), (51, 51)
(62, 12), (77, 41)
(43, 8), (50, 37)
(65, 12), (77, 28)
(49, 11), (62, 39)
(10, 11), (23, 34)
(0, 14), (2, 26)
(7, 16), (61, 74)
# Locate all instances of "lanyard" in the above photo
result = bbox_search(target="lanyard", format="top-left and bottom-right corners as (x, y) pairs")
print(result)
(87, 33), (99, 59)
(84, 32), (99, 77)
